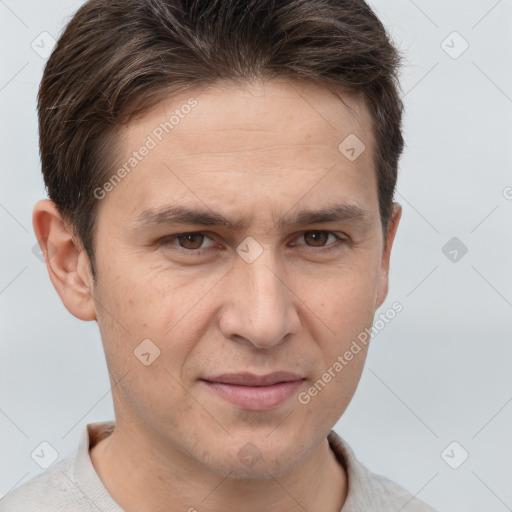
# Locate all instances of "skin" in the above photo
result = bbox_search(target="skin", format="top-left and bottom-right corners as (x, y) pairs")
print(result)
(33, 78), (401, 512)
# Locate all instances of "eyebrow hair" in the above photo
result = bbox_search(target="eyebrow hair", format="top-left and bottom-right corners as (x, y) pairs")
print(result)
(132, 203), (374, 232)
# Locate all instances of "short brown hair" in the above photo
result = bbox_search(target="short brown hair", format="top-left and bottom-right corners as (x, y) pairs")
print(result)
(38, 0), (405, 281)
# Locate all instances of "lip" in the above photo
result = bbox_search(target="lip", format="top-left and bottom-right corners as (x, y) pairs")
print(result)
(203, 372), (304, 386)
(201, 372), (305, 411)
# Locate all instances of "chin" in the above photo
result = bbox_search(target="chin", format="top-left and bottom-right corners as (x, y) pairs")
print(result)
(211, 442), (303, 480)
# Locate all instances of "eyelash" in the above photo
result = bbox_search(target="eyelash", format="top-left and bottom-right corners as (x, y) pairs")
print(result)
(158, 231), (348, 257)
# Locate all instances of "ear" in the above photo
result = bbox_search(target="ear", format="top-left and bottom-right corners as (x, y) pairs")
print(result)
(375, 203), (402, 310)
(32, 199), (97, 321)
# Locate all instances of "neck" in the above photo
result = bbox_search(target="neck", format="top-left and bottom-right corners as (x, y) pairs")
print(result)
(90, 423), (347, 512)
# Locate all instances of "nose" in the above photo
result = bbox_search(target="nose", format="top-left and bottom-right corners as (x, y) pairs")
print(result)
(218, 250), (301, 349)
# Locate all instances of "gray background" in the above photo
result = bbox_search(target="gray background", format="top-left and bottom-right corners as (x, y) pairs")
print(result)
(1, 1), (511, 510)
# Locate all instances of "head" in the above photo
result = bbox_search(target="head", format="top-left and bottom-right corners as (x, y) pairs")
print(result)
(34, 0), (404, 479)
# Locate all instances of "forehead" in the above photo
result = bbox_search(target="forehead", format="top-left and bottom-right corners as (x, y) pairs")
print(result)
(133, 78), (372, 157)
(100, 78), (377, 226)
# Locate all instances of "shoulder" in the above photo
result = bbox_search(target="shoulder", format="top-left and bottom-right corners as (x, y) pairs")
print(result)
(0, 422), (116, 512)
(327, 430), (438, 512)
(0, 453), (85, 512)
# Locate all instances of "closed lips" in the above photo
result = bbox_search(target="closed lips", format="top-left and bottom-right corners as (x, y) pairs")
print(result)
(202, 372), (305, 387)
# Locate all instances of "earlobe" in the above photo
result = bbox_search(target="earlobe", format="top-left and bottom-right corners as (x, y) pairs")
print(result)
(375, 203), (402, 310)
(32, 199), (97, 321)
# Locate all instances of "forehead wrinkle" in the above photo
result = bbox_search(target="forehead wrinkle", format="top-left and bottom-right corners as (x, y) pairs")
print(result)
(165, 143), (341, 160)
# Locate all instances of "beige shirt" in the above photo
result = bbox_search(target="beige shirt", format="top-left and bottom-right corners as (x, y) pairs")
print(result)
(0, 422), (438, 511)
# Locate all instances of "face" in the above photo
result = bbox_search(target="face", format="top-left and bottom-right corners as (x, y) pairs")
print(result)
(72, 79), (400, 478)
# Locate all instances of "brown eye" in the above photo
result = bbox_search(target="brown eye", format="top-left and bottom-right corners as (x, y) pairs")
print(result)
(159, 232), (217, 256)
(291, 231), (347, 253)
(303, 231), (330, 247)
(176, 233), (205, 250)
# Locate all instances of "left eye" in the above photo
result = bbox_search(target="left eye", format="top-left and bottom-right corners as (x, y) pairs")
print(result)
(293, 231), (344, 248)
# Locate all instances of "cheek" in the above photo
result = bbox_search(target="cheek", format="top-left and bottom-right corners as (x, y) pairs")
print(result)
(95, 256), (202, 331)
(111, 360), (202, 439)
(299, 293), (371, 419)
(93, 259), (222, 379)
(300, 260), (380, 340)
(296, 258), (378, 412)
(303, 346), (369, 424)
(92, 267), (203, 427)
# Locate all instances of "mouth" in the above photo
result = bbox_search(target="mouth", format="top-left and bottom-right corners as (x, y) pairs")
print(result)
(200, 372), (306, 411)
(202, 371), (305, 387)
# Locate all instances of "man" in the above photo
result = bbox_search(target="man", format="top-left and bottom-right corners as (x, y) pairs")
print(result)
(0, 0), (438, 510)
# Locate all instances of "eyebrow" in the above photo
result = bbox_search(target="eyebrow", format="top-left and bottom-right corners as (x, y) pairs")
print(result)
(132, 203), (374, 232)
